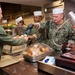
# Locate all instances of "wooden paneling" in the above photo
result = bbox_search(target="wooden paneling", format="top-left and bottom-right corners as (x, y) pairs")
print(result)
(1, 2), (41, 21)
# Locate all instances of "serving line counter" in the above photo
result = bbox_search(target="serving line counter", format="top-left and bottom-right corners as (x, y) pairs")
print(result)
(0, 43), (75, 75)
(0, 55), (75, 75)
(0, 55), (51, 75)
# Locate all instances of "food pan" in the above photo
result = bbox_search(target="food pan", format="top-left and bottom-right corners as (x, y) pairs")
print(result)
(23, 43), (53, 62)
(23, 51), (52, 62)
(3, 44), (27, 54)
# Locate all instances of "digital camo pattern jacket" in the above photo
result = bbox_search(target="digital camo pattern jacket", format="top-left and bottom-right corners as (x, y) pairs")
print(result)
(0, 25), (26, 58)
(30, 25), (46, 44)
(40, 20), (73, 51)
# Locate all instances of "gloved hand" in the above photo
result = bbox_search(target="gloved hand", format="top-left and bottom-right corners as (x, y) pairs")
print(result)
(24, 36), (29, 42)
(28, 35), (35, 40)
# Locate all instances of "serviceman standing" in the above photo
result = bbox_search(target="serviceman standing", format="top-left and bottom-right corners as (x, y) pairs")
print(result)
(0, 5), (28, 59)
(28, 11), (46, 44)
(33, 8), (73, 55)
(15, 16), (26, 36)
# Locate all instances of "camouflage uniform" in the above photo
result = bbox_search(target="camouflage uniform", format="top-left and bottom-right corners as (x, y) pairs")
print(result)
(40, 20), (73, 55)
(30, 24), (46, 44)
(15, 25), (26, 36)
(0, 25), (26, 58)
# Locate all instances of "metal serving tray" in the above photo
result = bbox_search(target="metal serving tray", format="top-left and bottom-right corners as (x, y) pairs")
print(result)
(23, 43), (53, 62)
(23, 51), (51, 62)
